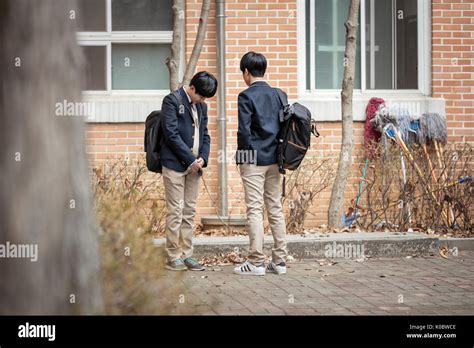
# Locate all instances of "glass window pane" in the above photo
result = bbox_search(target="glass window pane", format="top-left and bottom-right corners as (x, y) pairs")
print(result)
(82, 45), (107, 91)
(396, 0), (418, 89)
(365, 0), (418, 90)
(112, 0), (173, 31)
(76, 0), (107, 31)
(366, 0), (393, 89)
(314, 0), (360, 89)
(112, 44), (170, 90)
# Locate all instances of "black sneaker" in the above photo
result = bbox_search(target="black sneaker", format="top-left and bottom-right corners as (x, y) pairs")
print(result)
(184, 257), (205, 271)
(166, 258), (187, 271)
(266, 261), (286, 275)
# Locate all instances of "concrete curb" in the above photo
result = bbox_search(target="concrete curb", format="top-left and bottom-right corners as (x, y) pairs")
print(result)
(154, 232), (444, 259)
(438, 237), (474, 252)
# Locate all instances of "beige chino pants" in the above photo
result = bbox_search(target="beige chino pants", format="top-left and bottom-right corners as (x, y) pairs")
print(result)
(239, 163), (287, 265)
(162, 166), (200, 261)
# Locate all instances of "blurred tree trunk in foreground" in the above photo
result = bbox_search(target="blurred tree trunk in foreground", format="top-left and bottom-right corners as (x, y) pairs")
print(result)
(0, 0), (103, 314)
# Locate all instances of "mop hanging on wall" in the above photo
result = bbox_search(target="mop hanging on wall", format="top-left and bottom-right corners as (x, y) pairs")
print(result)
(342, 97), (384, 227)
(375, 104), (415, 228)
(364, 97), (384, 159)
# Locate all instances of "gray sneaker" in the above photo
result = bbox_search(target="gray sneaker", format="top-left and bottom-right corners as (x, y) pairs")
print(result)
(184, 257), (205, 271)
(166, 258), (187, 271)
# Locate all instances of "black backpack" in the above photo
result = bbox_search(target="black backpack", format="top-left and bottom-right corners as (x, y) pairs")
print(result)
(144, 90), (183, 173)
(275, 88), (319, 180)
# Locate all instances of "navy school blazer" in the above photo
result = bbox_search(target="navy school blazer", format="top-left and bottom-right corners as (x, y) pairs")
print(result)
(236, 80), (286, 165)
(160, 87), (211, 172)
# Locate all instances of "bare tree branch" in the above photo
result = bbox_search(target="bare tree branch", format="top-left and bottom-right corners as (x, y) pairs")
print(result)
(166, 0), (185, 91)
(182, 0), (211, 86)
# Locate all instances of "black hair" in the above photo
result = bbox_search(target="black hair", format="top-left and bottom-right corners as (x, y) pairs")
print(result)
(240, 51), (267, 77)
(189, 71), (218, 98)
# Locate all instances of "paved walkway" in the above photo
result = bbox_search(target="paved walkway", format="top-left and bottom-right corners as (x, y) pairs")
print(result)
(156, 252), (474, 315)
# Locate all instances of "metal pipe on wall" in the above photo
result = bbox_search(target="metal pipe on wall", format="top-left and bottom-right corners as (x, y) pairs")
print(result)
(216, 0), (228, 217)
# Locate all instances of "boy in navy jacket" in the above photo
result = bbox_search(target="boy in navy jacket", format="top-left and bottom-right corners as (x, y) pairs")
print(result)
(161, 71), (217, 271)
(234, 52), (288, 276)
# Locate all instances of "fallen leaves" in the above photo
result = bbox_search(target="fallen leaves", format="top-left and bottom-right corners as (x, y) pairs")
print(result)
(195, 226), (247, 237)
(199, 247), (244, 266)
(439, 246), (449, 259)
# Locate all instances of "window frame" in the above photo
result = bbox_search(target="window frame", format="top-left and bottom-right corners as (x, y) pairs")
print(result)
(297, 0), (431, 97)
(77, 0), (176, 95)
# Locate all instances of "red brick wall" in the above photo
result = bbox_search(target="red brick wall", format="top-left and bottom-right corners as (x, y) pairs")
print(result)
(86, 124), (144, 162)
(432, 0), (474, 144)
(184, 0), (302, 220)
(184, 0), (363, 227)
(86, 0), (473, 229)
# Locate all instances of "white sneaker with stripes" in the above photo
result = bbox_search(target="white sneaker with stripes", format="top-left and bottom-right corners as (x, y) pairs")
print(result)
(266, 261), (287, 275)
(233, 260), (265, 276)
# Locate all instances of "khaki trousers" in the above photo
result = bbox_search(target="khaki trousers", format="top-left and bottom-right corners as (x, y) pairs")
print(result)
(239, 163), (287, 264)
(162, 166), (200, 261)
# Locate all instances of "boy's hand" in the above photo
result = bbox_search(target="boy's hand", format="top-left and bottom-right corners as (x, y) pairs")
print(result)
(189, 159), (202, 173)
(196, 157), (205, 167)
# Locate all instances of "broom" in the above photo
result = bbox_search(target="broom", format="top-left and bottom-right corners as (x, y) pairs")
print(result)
(419, 113), (452, 225)
(374, 104), (414, 225)
(418, 113), (442, 182)
(384, 123), (449, 223)
(342, 97), (384, 227)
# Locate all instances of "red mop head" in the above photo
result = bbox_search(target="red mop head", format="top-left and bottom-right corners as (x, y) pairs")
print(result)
(364, 97), (385, 159)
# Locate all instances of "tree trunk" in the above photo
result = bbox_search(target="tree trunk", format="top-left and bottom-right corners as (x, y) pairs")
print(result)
(167, 0), (185, 91)
(327, 0), (360, 228)
(181, 0), (212, 86)
(0, 0), (103, 314)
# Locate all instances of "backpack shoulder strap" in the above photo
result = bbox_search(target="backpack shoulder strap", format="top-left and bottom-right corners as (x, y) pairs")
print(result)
(274, 88), (289, 123)
(311, 122), (320, 137)
(274, 88), (288, 107)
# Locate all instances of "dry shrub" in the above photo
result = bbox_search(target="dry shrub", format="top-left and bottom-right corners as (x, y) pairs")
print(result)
(93, 158), (167, 235)
(353, 142), (473, 235)
(282, 156), (336, 233)
(92, 158), (182, 314)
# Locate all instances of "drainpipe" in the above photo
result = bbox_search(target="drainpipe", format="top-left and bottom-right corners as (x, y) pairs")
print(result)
(216, 0), (228, 217)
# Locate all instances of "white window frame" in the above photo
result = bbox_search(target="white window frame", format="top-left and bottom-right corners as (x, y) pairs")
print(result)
(76, 0), (183, 122)
(297, 0), (431, 98)
(77, 0), (174, 95)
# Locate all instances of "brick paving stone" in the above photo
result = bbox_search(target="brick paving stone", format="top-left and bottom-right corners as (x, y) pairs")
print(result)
(154, 252), (474, 315)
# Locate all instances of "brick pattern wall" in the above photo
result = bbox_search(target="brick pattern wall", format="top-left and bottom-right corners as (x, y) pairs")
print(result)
(86, 0), (473, 228)
(86, 124), (144, 162)
(432, 0), (474, 144)
(185, 0), (301, 220)
(185, 0), (363, 226)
